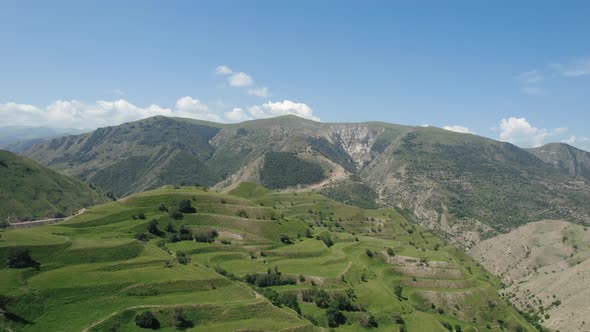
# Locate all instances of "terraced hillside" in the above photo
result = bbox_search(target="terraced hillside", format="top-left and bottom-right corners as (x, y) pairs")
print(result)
(0, 183), (534, 331)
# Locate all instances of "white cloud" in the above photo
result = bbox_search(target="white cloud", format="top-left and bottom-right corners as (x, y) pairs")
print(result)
(224, 107), (252, 122)
(113, 89), (125, 96)
(249, 100), (319, 121)
(247, 86), (270, 97)
(551, 58), (590, 77)
(0, 97), (320, 128)
(563, 136), (590, 152)
(498, 117), (567, 148)
(228, 72), (254, 87)
(215, 65), (270, 97)
(175, 96), (209, 112)
(442, 125), (475, 134)
(517, 70), (544, 84)
(215, 65), (233, 75)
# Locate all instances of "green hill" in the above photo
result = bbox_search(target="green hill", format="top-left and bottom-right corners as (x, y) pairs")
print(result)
(0, 150), (108, 221)
(22, 115), (590, 245)
(0, 184), (536, 331)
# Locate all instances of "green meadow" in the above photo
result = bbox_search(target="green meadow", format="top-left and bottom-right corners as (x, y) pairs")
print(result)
(0, 183), (535, 331)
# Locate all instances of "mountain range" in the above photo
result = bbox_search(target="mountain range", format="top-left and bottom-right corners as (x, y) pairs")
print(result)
(20, 115), (590, 247)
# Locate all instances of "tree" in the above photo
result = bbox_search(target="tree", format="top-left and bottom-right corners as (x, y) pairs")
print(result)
(158, 203), (168, 212)
(0, 220), (10, 229)
(135, 232), (149, 241)
(279, 293), (301, 313)
(326, 300), (347, 327)
(134, 311), (160, 329)
(173, 308), (193, 330)
(169, 211), (184, 220)
(176, 251), (190, 265)
(358, 313), (378, 328)
(178, 199), (196, 213)
(6, 248), (40, 269)
(147, 219), (163, 236)
(394, 284), (403, 300)
(165, 223), (175, 233)
(280, 234), (293, 244)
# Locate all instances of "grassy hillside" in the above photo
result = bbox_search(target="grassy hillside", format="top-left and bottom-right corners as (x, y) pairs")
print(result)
(0, 183), (535, 331)
(0, 150), (108, 221)
(21, 115), (590, 245)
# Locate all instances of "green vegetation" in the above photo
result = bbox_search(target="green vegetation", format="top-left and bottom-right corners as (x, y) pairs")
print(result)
(0, 150), (108, 221)
(260, 152), (325, 189)
(0, 183), (536, 331)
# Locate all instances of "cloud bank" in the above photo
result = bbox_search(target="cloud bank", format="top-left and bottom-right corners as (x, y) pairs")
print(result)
(0, 97), (319, 129)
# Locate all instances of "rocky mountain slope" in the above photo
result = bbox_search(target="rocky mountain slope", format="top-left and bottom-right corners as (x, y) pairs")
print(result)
(470, 220), (590, 332)
(0, 150), (108, 221)
(529, 142), (590, 180)
(22, 115), (590, 246)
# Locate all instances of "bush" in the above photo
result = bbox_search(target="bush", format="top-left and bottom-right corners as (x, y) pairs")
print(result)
(394, 285), (403, 299)
(236, 209), (249, 218)
(147, 219), (163, 236)
(193, 228), (218, 243)
(6, 248), (40, 269)
(176, 251), (190, 265)
(326, 301), (347, 327)
(158, 204), (168, 212)
(178, 199), (196, 213)
(137, 212), (146, 219)
(135, 311), (160, 329)
(165, 223), (175, 233)
(318, 233), (334, 247)
(358, 313), (378, 328)
(366, 249), (374, 257)
(135, 232), (149, 241)
(279, 293), (301, 313)
(173, 308), (193, 330)
(280, 234), (293, 244)
(387, 247), (395, 256)
(0, 220), (10, 229)
(169, 211), (184, 220)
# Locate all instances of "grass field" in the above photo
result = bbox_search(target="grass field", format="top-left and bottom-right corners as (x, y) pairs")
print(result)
(0, 183), (536, 331)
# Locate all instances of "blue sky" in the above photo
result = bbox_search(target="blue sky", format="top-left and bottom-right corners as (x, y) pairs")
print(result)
(1, 1), (589, 150)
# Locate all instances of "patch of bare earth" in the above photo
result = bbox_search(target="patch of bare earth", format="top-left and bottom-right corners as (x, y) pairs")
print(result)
(470, 220), (590, 332)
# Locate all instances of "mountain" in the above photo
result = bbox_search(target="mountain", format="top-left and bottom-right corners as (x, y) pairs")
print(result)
(0, 126), (90, 152)
(0, 150), (108, 221)
(0, 183), (537, 331)
(528, 143), (590, 180)
(470, 220), (590, 332)
(22, 115), (590, 246)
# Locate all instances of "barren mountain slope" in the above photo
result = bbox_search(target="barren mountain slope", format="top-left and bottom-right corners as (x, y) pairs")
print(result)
(471, 220), (590, 332)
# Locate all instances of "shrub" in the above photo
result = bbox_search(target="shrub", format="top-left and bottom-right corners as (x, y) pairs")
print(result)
(137, 212), (146, 219)
(305, 228), (313, 238)
(0, 220), (10, 229)
(279, 293), (301, 313)
(176, 251), (190, 265)
(135, 232), (149, 241)
(173, 308), (193, 330)
(147, 219), (163, 236)
(6, 248), (40, 269)
(366, 249), (374, 257)
(169, 211), (184, 220)
(394, 285), (403, 299)
(178, 199), (196, 213)
(326, 301), (347, 327)
(318, 233), (334, 247)
(193, 228), (218, 243)
(280, 234), (293, 244)
(236, 209), (249, 218)
(387, 247), (395, 256)
(135, 311), (160, 329)
(165, 223), (175, 233)
(358, 313), (379, 328)
(158, 204), (168, 212)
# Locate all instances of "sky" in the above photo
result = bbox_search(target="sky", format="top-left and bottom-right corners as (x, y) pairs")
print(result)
(0, 1), (589, 150)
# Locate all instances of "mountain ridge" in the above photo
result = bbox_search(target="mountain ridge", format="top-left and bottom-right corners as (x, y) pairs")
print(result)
(21, 115), (590, 246)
